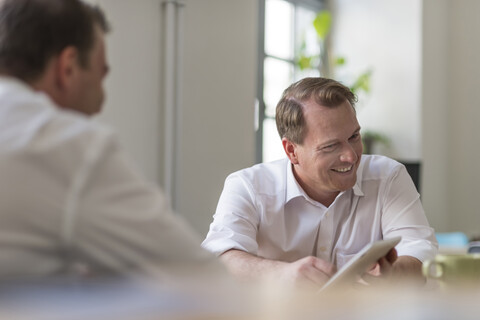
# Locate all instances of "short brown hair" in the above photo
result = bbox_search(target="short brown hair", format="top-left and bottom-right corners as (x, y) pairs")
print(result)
(275, 77), (357, 144)
(0, 0), (109, 82)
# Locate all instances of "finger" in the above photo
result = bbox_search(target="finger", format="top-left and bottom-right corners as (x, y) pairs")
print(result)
(361, 272), (382, 285)
(377, 257), (394, 276)
(386, 248), (398, 264)
(312, 258), (337, 277)
(366, 263), (381, 276)
(362, 261), (389, 284)
(294, 257), (333, 287)
(353, 278), (370, 289)
(367, 262), (379, 272)
(302, 266), (331, 286)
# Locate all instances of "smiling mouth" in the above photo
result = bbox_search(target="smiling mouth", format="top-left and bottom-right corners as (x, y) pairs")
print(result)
(332, 165), (353, 173)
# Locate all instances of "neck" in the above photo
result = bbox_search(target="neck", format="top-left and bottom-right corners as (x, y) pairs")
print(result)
(29, 61), (66, 110)
(291, 166), (339, 207)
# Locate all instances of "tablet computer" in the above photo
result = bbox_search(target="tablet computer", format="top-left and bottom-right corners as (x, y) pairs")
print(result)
(320, 236), (401, 291)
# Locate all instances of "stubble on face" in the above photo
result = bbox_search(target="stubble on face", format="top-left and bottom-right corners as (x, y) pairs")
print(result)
(72, 26), (109, 116)
(291, 100), (363, 206)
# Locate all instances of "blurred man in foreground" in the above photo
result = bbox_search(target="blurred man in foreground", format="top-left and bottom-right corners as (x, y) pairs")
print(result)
(0, 0), (216, 280)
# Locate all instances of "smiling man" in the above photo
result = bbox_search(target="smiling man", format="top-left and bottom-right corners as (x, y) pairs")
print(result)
(202, 77), (437, 288)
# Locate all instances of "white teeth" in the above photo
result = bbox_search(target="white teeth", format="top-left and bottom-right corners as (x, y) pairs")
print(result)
(334, 166), (352, 173)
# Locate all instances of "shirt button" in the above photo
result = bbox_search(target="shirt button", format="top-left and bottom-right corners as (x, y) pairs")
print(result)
(319, 246), (327, 252)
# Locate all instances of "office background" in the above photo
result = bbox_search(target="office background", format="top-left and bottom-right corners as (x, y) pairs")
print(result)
(89, 0), (480, 239)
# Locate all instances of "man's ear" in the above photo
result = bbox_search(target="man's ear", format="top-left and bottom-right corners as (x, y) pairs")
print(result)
(54, 46), (80, 91)
(282, 138), (299, 164)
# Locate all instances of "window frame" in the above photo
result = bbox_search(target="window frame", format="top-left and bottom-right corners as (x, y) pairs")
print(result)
(256, 0), (326, 163)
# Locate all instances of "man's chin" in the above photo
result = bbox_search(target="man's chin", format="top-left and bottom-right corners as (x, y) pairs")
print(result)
(335, 178), (357, 192)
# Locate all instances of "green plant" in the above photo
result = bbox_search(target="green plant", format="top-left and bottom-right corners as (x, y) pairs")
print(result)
(298, 10), (372, 94)
(297, 10), (389, 154)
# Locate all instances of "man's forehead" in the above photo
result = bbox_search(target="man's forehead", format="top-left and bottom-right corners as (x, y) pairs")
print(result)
(302, 97), (354, 111)
(303, 100), (359, 138)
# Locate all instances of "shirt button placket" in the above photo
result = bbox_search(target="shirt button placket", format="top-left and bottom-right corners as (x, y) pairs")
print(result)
(317, 208), (334, 261)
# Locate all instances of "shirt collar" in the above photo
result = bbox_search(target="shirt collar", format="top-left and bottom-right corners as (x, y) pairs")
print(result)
(285, 160), (365, 204)
(0, 76), (56, 110)
(285, 161), (306, 203)
(353, 158), (365, 196)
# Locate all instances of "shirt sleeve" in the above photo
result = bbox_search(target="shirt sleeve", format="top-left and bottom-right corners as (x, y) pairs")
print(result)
(201, 173), (261, 256)
(381, 165), (438, 263)
(64, 130), (217, 277)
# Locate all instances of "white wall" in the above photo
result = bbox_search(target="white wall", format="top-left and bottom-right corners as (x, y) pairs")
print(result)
(332, 0), (480, 236)
(330, 0), (422, 161)
(421, 0), (450, 232)
(422, 0), (480, 235)
(179, 0), (258, 233)
(448, 0), (480, 235)
(92, 0), (480, 237)
(436, 0), (480, 234)
(93, 0), (163, 183)
(90, 0), (257, 235)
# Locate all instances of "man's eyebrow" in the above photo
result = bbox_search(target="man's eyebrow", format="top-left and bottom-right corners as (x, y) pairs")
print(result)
(318, 127), (362, 149)
(317, 139), (339, 149)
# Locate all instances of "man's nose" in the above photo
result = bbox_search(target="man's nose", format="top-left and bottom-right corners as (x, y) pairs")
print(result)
(339, 143), (358, 163)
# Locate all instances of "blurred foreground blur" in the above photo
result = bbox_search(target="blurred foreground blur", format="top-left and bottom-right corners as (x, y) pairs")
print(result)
(1, 276), (480, 320)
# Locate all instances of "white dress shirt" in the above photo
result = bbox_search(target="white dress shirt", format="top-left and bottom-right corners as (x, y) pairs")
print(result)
(0, 77), (214, 279)
(202, 155), (438, 269)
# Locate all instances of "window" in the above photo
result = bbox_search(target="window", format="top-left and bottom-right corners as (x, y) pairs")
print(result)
(257, 0), (325, 163)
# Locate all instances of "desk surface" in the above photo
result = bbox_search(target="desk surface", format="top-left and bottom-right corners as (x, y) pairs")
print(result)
(1, 277), (479, 320)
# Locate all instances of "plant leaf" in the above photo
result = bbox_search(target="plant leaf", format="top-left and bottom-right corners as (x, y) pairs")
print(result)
(335, 56), (346, 66)
(298, 55), (313, 70)
(350, 70), (372, 94)
(313, 10), (332, 40)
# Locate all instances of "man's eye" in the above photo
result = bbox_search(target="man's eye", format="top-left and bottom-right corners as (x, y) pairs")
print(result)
(322, 144), (336, 151)
(350, 133), (360, 141)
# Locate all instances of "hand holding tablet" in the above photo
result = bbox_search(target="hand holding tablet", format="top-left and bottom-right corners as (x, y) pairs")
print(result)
(319, 236), (402, 292)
